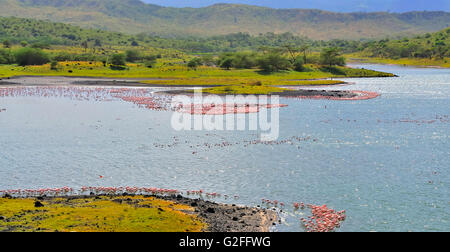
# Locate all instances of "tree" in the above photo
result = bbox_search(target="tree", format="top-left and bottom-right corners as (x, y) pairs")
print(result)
(81, 40), (89, 52)
(200, 55), (215, 66)
(110, 53), (126, 70)
(14, 48), (50, 66)
(0, 48), (14, 64)
(299, 45), (310, 64)
(257, 52), (291, 72)
(20, 41), (28, 47)
(144, 55), (157, 68)
(187, 58), (202, 69)
(218, 57), (233, 70)
(125, 50), (141, 62)
(94, 39), (102, 47)
(320, 47), (346, 67)
(293, 56), (304, 72)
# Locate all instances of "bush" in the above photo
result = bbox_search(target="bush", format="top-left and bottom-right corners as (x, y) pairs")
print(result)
(14, 48), (50, 66)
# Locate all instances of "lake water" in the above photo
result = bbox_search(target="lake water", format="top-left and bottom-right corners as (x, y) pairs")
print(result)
(0, 64), (449, 232)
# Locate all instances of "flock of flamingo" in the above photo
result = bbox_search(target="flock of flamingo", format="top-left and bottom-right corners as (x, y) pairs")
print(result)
(0, 86), (174, 111)
(0, 186), (346, 232)
(178, 103), (288, 115)
(320, 114), (449, 125)
(0, 86), (288, 115)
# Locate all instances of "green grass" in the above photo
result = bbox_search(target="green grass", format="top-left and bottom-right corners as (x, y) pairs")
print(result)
(347, 53), (450, 68)
(0, 61), (394, 95)
(0, 62), (391, 80)
(0, 196), (206, 232)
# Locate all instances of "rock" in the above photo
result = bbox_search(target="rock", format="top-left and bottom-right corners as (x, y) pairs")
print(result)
(3, 194), (12, 199)
(158, 208), (165, 212)
(36, 196), (44, 201)
(34, 201), (44, 208)
(206, 207), (215, 214)
(232, 217), (239, 221)
(0, 216), (5, 220)
(190, 202), (198, 207)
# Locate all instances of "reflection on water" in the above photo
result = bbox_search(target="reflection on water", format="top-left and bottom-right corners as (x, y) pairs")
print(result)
(0, 64), (449, 231)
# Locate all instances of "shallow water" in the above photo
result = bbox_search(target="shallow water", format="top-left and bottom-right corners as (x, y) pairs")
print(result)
(0, 64), (449, 232)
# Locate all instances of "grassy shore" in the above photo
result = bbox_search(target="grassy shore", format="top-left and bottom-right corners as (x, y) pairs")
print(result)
(0, 61), (394, 95)
(346, 54), (450, 68)
(0, 195), (206, 232)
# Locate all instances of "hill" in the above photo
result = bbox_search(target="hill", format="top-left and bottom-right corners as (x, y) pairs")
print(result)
(0, 0), (449, 40)
(360, 27), (450, 59)
(0, 16), (140, 46)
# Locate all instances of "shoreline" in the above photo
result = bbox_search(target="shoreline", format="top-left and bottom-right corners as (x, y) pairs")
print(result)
(159, 89), (380, 101)
(0, 193), (277, 232)
(348, 58), (450, 69)
(0, 76), (380, 100)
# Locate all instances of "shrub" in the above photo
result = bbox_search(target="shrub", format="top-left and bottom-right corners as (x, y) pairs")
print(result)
(14, 48), (50, 66)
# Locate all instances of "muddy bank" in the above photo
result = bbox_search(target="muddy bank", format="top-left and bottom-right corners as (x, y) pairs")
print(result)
(1, 194), (277, 232)
(162, 195), (277, 232)
(160, 88), (358, 99)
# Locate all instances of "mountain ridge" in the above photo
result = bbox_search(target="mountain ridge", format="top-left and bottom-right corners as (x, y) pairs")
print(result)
(1, 0), (449, 40)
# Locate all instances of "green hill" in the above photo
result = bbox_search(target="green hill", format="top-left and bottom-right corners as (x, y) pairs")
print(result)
(0, 16), (140, 46)
(360, 27), (450, 59)
(0, 0), (449, 40)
